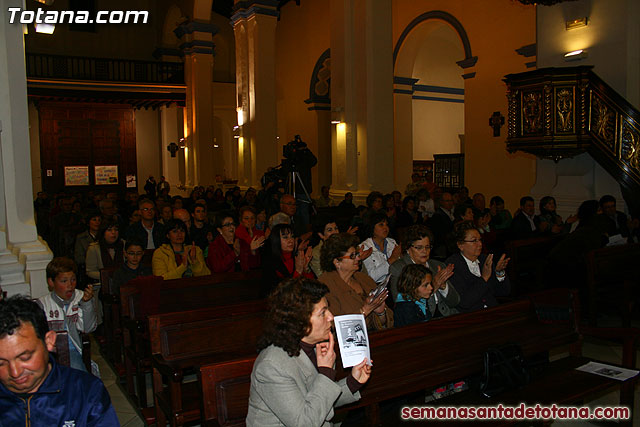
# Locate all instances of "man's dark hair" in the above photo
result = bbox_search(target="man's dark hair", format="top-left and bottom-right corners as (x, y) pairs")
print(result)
(0, 295), (49, 342)
(519, 196), (534, 207)
(599, 195), (616, 207)
(124, 238), (146, 251)
(490, 196), (504, 206)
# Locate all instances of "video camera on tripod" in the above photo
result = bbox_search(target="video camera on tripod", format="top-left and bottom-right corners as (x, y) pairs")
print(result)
(261, 135), (317, 196)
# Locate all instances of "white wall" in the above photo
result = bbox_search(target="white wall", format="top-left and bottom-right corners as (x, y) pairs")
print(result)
(411, 21), (465, 160)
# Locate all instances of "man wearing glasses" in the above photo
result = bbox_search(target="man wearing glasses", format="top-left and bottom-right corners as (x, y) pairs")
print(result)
(125, 198), (165, 249)
(388, 225), (459, 318)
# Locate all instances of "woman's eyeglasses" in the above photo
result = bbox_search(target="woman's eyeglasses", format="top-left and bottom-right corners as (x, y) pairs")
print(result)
(339, 251), (361, 260)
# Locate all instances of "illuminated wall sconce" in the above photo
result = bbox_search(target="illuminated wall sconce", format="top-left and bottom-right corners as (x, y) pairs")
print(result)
(565, 17), (588, 30)
(236, 107), (244, 127)
(167, 137), (186, 157)
(178, 137), (186, 148)
(330, 120), (341, 125)
(564, 49), (588, 61)
(34, 23), (55, 34)
(233, 135), (240, 139)
(213, 144), (219, 148)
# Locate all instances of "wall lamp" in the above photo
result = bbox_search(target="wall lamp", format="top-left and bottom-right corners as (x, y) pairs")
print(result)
(564, 49), (588, 61)
(566, 17), (588, 30)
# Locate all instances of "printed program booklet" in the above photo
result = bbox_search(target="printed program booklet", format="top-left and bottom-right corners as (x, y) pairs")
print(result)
(334, 314), (371, 368)
(576, 361), (639, 381)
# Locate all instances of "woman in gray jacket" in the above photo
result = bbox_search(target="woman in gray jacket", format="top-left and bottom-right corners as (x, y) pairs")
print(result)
(247, 277), (371, 426)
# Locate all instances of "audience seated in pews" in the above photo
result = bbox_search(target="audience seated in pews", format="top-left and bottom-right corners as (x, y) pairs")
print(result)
(338, 192), (355, 209)
(446, 221), (511, 313)
(510, 196), (538, 239)
(262, 223), (314, 295)
(124, 198), (165, 250)
(388, 225), (458, 314)
(37, 257), (96, 372)
(599, 194), (634, 239)
(393, 264), (436, 327)
(396, 196), (422, 228)
(236, 205), (267, 246)
(536, 196), (577, 236)
(310, 216), (340, 278)
(111, 239), (152, 296)
(547, 200), (611, 289)
(152, 218), (210, 279)
(246, 277), (370, 426)
(206, 211), (263, 273)
(318, 233), (393, 331)
(360, 212), (402, 284)
(73, 210), (101, 270)
(270, 194), (309, 238)
(189, 202), (215, 251)
(85, 219), (125, 284)
(489, 195), (512, 230)
(428, 192), (455, 259)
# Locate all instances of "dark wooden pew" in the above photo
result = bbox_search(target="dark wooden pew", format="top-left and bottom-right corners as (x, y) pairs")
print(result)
(98, 249), (153, 369)
(199, 289), (639, 426)
(149, 300), (267, 426)
(505, 234), (564, 295)
(585, 242), (640, 326)
(119, 270), (263, 410)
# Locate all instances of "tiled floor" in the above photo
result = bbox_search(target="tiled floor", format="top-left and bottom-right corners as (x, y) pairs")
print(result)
(92, 340), (146, 426)
(96, 316), (640, 427)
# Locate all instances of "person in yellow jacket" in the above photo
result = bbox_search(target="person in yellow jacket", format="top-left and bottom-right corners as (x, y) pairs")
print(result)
(152, 219), (211, 279)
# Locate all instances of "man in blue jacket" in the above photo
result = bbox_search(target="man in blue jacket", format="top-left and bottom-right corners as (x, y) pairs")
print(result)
(0, 296), (118, 426)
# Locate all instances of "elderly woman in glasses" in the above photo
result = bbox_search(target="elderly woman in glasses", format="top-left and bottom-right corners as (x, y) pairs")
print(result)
(388, 225), (459, 318)
(318, 233), (393, 331)
(445, 221), (511, 313)
(206, 211), (263, 273)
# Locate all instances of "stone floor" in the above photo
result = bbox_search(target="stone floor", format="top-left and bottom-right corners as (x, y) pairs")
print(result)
(96, 315), (640, 426)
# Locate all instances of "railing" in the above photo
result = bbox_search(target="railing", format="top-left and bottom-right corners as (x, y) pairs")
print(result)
(26, 53), (184, 84)
(504, 66), (640, 194)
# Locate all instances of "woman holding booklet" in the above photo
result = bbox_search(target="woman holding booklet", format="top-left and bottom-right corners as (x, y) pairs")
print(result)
(246, 277), (371, 426)
(318, 233), (393, 331)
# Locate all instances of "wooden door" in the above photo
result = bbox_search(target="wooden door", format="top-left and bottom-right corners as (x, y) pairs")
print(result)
(39, 102), (137, 194)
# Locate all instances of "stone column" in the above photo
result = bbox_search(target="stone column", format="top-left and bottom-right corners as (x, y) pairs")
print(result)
(232, 0), (280, 187)
(175, 21), (220, 188)
(330, 0), (395, 204)
(0, 2), (52, 298)
(393, 77), (418, 194)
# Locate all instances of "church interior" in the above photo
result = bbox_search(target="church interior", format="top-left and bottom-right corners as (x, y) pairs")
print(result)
(0, 0), (639, 425)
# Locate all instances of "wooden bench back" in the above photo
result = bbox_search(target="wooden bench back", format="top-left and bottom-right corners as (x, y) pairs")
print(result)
(199, 289), (579, 424)
(200, 356), (255, 426)
(586, 242), (640, 284)
(120, 270), (263, 320)
(148, 299), (267, 360)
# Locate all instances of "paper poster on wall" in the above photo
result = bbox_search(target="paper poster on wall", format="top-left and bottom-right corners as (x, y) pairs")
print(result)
(64, 166), (89, 186)
(126, 174), (137, 188)
(95, 165), (118, 185)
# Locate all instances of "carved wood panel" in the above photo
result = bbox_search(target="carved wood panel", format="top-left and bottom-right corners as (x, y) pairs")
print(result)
(38, 102), (136, 194)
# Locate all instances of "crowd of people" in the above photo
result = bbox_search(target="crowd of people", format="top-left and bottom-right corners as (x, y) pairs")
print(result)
(6, 173), (636, 425)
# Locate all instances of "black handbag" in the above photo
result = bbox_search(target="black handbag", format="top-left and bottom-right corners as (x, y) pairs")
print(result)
(479, 343), (530, 398)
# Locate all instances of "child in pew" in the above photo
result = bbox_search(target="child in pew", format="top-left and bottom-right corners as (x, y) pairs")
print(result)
(37, 257), (97, 372)
(393, 264), (468, 400)
(111, 239), (153, 296)
(393, 264), (434, 327)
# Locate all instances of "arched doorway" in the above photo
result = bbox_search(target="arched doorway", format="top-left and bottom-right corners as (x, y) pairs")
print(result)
(393, 11), (474, 190)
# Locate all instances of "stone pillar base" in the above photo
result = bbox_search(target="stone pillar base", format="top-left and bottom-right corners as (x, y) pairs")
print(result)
(2, 237), (53, 298)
